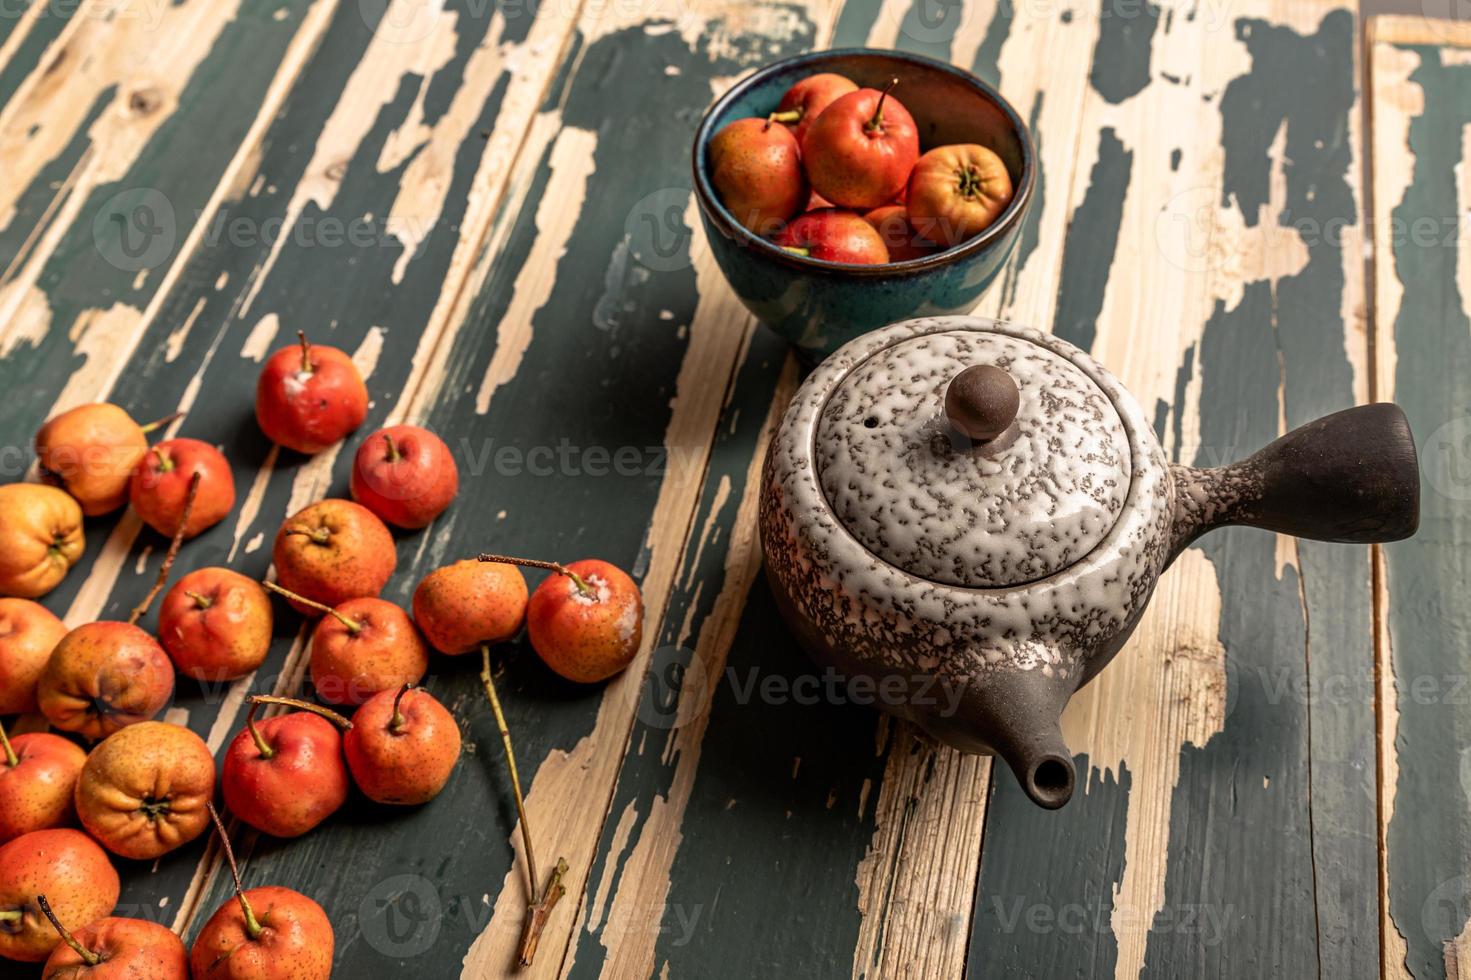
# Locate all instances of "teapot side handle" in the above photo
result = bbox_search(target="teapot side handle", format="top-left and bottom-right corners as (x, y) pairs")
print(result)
(1167, 402), (1420, 560)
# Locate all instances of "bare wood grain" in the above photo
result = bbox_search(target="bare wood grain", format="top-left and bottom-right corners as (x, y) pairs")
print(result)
(976, 2), (1376, 976)
(0, 0), (600, 959)
(845, 4), (1101, 974)
(1368, 16), (1471, 980)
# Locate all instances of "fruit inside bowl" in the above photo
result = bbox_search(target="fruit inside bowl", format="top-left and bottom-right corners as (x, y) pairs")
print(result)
(691, 48), (1035, 361)
(706, 70), (1016, 266)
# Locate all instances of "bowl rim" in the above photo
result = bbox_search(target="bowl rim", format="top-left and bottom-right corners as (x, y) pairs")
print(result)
(691, 47), (1037, 278)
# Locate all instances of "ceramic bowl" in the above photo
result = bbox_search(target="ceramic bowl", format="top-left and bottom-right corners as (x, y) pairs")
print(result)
(691, 48), (1036, 362)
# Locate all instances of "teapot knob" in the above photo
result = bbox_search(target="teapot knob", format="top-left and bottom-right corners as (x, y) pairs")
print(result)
(945, 365), (1019, 443)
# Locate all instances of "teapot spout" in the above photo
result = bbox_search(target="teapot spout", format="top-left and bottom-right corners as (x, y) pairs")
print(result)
(992, 717), (1076, 810)
(921, 653), (1078, 809)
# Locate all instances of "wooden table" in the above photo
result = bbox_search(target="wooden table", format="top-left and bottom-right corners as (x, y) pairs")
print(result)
(1, 0), (1466, 975)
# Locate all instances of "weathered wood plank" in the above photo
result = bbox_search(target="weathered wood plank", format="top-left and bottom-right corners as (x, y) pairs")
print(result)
(175, 1), (844, 977)
(1369, 16), (1471, 980)
(0, 0), (347, 941)
(561, 3), (1077, 974)
(0, 0), (593, 971)
(564, 331), (799, 978)
(0, 0), (72, 108)
(567, 0), (1377, 976)
(973, 2), (1377, 977)
(0, 0), (1390, 976)
(0, 0), (337, 359)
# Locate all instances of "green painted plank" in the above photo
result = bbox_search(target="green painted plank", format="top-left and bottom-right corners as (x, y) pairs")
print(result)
(1153, 13), (1375, 977)
(974, 7), (1377, 978)
(0, 0), (320, 403)
(565, 329), (893, 980)
(0, 0), (583, 973)
(567, 6), (1003, 977)
(179, 5), (835, 977)
(648, 579), (888, 977)
(1380, 39), (1471, 980)
(0, 1), (73, 107)
(575, 2), (1074, 976)
(970, 764), (1130, 978)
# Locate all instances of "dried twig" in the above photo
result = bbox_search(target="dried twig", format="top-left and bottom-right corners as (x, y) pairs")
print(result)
(127, 471), (199, 625)
(478, 645), (568, 966)
(477, 553), (594, 598)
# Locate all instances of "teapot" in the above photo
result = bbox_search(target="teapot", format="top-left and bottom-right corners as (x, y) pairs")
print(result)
(759, 316), (1419, 808)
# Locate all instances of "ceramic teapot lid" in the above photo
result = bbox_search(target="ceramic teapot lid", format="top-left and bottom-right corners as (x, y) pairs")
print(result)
(815, 327), (1131, 588)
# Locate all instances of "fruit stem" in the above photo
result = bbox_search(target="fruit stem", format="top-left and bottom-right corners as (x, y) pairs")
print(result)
(0, 910), (20, 922)
(151, 445), (174, 474)
(207, 802), (264, 940)
(36, 894), (101, 967)
(781, 246), (812, 257)
(186, 590), (213, 610)
(477, 554), (595, 599)
(139, 796), (172, 820)
(479, 646), (539, 899)
(297, 330), (314, 375)
(383, 433), (400, 463)
(389, 683), (412, 734)
(0, 722), (16, 768)
(243, 698), (275, 760)
(260, 581), (362, 634)
(477, 645), (573, 966)
(127, 471), (200, 626)
(957, 165), (981, 199)
(249, 694), (352, 731)
(866, 77), (898, 134)
(138, 410), (184, 435)
(282, 526), (333, 546)
(767, 108), (802, 126)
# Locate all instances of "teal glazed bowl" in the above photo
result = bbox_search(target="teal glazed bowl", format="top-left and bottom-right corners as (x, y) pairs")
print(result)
(692, 48), (1035, 362)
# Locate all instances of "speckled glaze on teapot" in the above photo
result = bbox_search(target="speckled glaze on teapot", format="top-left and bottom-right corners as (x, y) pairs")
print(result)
(760, 315), (1421, 808)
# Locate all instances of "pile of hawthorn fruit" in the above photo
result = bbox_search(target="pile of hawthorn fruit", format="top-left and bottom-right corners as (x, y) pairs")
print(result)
(710, 73), (1016, 263)
(0, 332), (642, 976)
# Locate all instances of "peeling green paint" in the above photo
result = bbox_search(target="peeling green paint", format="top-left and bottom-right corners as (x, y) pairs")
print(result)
(1383, 41), (1471, 980)
(1145, 10), (1375, 977)
(969, 762), (1128, 979)
(0, 3), (73, 107)
(0, 0), (318, 442)
(830, 0), (885, 49)
(1051, 127), (1131, 352)
(0, 0), (594, 967)
(970, 0), (1012, 90)
(1088, 0), (1159, 104)
(652, 577), (890, 977)
(567, 324), (785, 978)
(0, 87), (112, 275)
